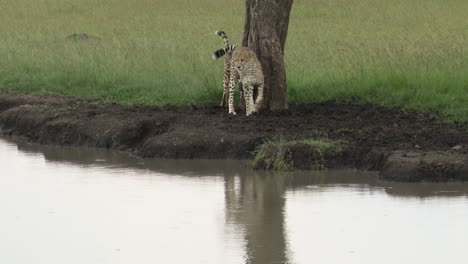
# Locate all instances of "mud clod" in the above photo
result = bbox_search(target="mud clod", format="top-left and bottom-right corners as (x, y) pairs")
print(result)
(379, 151), (468, 182)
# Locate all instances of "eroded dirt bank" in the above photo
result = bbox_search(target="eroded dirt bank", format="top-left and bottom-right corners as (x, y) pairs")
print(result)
(0, 94), (467, 181)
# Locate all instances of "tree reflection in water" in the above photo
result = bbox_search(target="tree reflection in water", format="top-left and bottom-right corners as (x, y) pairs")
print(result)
(224, 172), (290, 264)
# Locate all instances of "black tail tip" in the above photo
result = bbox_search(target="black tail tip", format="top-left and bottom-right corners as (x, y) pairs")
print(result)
(212, 49), (225, 60)
(216, 30), (226, 36)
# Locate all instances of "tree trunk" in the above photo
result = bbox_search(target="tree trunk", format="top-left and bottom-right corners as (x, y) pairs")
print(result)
(243, 0), (293, 110)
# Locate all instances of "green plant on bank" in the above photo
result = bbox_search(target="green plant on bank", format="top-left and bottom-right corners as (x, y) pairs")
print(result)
(0, 0), (466, 122)
(253, 138), (341, 171)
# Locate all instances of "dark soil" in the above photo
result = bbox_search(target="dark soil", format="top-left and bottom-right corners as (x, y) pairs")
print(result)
(0, 94), (467, 181)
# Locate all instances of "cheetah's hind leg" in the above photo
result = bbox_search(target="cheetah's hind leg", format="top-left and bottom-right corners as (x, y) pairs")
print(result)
(220, 56), (231, 107)
(220, 88), (228, 107)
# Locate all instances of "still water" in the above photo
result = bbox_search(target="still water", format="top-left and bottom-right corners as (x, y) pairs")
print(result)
(1, 137), (468, 264)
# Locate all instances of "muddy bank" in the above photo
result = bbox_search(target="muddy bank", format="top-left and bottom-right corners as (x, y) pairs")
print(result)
(0, 94), (467, 181)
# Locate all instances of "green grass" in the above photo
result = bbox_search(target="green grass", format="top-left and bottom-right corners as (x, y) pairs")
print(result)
(0, 0), (467, 122)
(253, 138), (341, 170)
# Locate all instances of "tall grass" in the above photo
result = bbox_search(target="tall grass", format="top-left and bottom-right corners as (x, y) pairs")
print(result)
(0, 0), (466, 121)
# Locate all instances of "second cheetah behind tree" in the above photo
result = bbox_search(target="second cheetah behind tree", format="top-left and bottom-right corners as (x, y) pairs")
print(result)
(213, 35), (264, 116)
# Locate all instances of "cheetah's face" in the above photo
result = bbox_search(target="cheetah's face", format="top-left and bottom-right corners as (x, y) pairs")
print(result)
(232, 50), (253, 72)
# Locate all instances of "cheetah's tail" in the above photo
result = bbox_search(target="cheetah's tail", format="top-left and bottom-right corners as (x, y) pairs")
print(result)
(215, 30), (229, 47)
(212, 45), (236, 60)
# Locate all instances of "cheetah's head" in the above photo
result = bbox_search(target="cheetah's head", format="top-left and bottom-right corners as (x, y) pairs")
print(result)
(232, 48), (255, 72)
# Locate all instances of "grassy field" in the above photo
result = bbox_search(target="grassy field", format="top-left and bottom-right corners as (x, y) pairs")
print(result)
(0, 0), (467, 122)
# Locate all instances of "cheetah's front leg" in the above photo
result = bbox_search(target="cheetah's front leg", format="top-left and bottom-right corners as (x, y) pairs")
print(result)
(228, 73), (237, 115)
(244, 84), (255, 116)
(254, 83), (264, 112)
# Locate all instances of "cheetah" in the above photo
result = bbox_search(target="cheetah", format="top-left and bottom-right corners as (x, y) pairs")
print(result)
(212, 33), (264, 116)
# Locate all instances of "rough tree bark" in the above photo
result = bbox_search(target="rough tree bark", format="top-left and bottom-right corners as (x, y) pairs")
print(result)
(242, 0), (293, 110)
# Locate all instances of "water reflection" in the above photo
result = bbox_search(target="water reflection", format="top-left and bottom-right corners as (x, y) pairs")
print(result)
(8, 138), (293, 263)
(2, 137), (468, 264)
(225, 174), (289, 264)
(12, 138), (468, 199)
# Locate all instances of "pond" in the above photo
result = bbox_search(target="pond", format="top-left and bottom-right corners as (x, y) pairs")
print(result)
(1, 137), (467, 264)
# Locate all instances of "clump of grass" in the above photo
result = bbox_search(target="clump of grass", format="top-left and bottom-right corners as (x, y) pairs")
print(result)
(0, 0), (466, 122)
(253, 138), (341, 171)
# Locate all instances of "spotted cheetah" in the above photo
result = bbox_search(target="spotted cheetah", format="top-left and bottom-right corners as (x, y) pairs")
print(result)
(212, 34), (264, 116)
